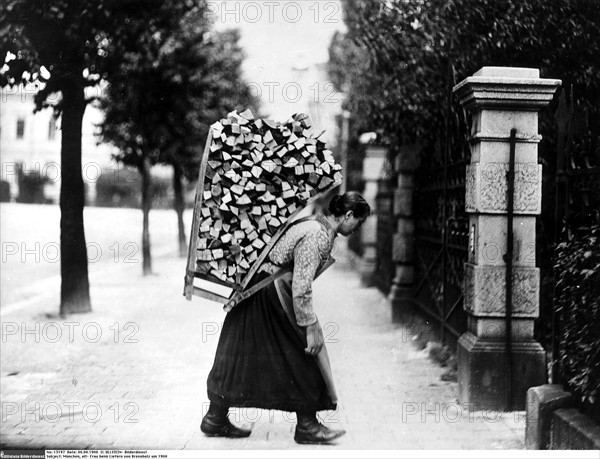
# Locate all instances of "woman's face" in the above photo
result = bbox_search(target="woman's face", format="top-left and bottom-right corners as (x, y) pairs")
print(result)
(337, 211), (366, 236)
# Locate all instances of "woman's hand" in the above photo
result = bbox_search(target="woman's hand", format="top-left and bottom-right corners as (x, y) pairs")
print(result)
(305, 320), (324, 356)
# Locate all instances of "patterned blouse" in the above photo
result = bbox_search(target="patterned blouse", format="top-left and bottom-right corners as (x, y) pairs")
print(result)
(266, 215), (337, 326)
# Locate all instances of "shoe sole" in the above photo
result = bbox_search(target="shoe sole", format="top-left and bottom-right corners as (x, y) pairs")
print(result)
(294, 430), (346, 445)
(201, 426), (251, 438)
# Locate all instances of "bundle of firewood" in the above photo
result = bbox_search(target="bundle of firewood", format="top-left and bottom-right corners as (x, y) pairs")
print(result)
(195, 109), (343, 286)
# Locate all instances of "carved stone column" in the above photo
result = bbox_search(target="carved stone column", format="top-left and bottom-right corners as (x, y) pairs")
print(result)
(453, 67), (561, 410)
(358, 145), (387, 286)
(389, 145), (418, 321)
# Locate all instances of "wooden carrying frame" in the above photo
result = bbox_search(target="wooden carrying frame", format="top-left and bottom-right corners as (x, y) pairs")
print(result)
(183, 129), (339, 308)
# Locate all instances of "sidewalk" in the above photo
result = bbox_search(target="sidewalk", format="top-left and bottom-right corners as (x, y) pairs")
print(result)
(0, 242), (525, 450)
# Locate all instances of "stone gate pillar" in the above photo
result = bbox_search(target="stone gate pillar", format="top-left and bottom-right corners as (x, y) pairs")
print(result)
(389, 145), (418, 322)
(453, 67), (561, 410)
(358, 145), (387, 286)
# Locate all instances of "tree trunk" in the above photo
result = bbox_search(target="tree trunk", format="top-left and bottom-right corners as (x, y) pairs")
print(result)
(173, 163), (187, 257)
(140, 156), (153, 275)
(60, 81), (91, 315)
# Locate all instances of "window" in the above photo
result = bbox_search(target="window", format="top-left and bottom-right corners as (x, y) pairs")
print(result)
(48, 117), (56, 140)
(16, 118), (25, 139)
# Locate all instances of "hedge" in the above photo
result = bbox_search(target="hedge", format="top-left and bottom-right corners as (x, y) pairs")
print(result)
(554, 225), (600, 422)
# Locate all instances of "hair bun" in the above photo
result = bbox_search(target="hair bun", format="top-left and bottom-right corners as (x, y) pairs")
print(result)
(328, 191), (371, 219)
(328, 195), (342, 214)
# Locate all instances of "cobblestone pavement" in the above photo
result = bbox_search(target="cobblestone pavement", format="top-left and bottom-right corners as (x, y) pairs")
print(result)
(0, 241), (525, 450)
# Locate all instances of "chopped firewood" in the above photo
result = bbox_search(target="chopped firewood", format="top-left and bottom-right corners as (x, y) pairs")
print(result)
(237, 194), (252, 205)
(261, 160), (277, 173)
(258, 217), (268, 231)
(283, 157), (298, 168)
(230, 184), (244, 196)
(239, 258), (251, 270)
(191, 110), (344, 291)
(251, 151), (264, 163)
(282, 189), (295, 200)
(240, 216), (252, 230)
(197, 249), (212, 261)
(251, 166), (262, 179)
(224, 170), (239, 182)
(259, 190), (276, 202)
(211, 184), (222, 197)
(252, 238), (266, 250)
(318, 176), (334, 189)
(307, 172), (320, 186)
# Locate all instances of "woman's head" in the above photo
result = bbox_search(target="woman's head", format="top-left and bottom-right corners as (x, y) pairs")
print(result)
(328, 192), (371, 236)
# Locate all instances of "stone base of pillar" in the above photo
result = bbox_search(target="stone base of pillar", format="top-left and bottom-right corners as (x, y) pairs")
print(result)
(346, 248), (376, 287)
(389, 285), (415, 323)
(358, 260), (377, 287)
(457, 331), (546, 410)
(355, 246), (377, 287)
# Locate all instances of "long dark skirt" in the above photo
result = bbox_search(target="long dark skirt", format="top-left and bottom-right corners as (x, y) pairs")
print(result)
(206, 271), (337, 412)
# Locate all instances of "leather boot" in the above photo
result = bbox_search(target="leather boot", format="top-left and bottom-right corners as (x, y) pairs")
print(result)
(294, 411), (346, 445)
(200, 403), (251, 438)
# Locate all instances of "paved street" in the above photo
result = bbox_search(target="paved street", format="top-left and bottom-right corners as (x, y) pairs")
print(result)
(0, 213), (525, 450)
(1, 204), (188, 307)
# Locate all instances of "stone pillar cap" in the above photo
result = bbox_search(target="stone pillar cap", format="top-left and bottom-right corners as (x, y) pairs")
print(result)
(474, 66), (539, 78)
(454, 66), (561, 111)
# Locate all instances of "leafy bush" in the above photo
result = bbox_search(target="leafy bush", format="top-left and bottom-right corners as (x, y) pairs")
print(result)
(16, 168), (51, 204)
(554, 225), (600, 421)
(0, 180), (11, 202)
(94, 167), (173, 209)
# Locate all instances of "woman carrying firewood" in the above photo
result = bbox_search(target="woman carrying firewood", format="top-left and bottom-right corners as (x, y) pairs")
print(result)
(201, 191), (370, 445)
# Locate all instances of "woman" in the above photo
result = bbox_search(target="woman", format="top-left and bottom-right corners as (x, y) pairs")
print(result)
(201, 191), (371, 444)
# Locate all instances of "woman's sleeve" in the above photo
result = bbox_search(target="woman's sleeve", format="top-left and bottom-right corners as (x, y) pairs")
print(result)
(291, 228), (331, 326)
